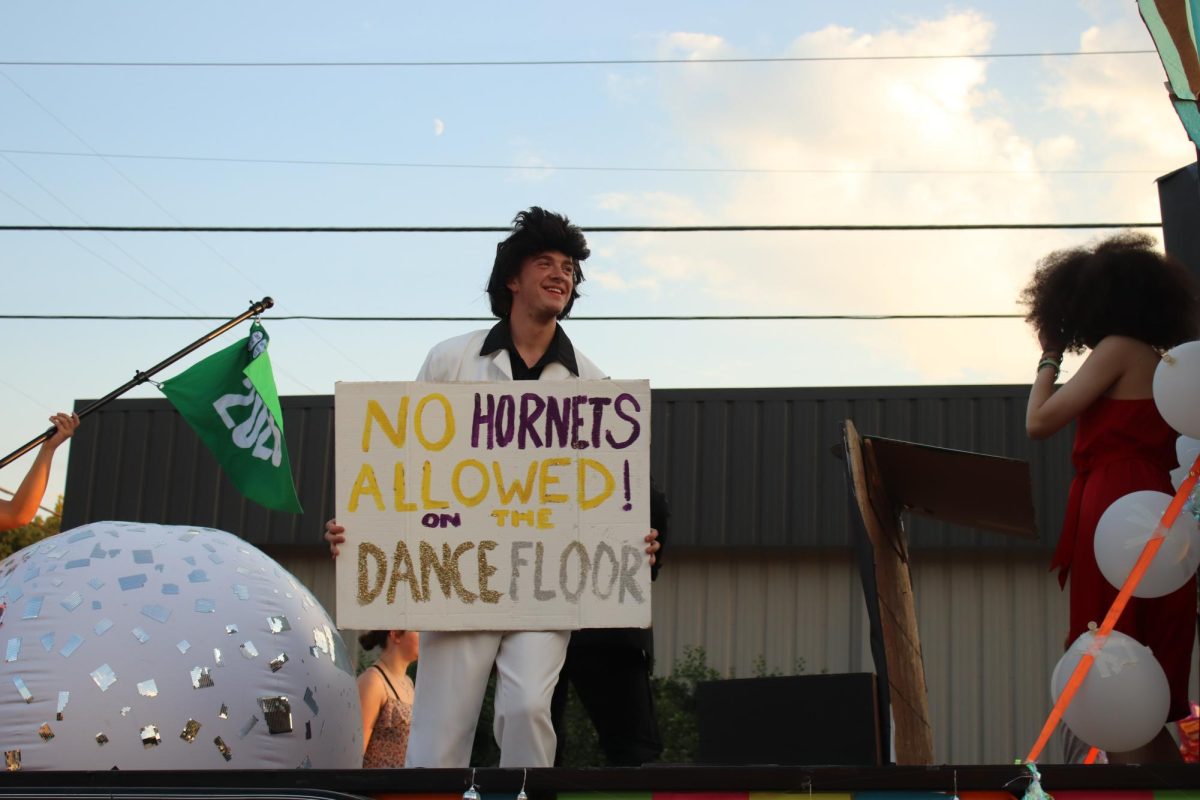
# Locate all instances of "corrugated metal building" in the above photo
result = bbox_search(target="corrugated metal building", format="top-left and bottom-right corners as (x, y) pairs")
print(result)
(61, 386), (1197, 765)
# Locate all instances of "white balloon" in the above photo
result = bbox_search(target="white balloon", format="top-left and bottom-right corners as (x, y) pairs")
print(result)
(0, 522), (361, 770)
(1170, 465), (1190, 492)
(1154, 342), (1200, 438)
(1176, 436), (1200, 474)
(1094, 491), (1200, 597)
(1051, 629), (1170, 753)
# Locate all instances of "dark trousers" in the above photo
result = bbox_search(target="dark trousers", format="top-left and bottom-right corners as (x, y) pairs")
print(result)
(550, 643), (663, 767)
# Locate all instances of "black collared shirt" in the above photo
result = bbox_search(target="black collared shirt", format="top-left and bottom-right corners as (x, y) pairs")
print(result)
(480, 319), (580, 380)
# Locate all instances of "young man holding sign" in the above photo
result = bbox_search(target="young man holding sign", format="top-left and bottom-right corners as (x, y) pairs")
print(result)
(326, 207), (660, 768)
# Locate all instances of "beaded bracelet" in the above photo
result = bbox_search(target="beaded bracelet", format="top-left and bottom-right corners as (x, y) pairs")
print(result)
(1037, 357), (1061, 379)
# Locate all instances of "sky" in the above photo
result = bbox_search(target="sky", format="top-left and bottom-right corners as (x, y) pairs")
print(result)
(0, 0), (1196, 501)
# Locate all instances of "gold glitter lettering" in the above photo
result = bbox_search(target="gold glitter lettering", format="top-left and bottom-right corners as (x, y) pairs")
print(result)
(416, 541), (478, 603)
(511, 509), (535, 528)
(477, 541), (500, 604)
(536, 508), (554, 529)
(348, 463), (384, 512)
(357, 543), (386, 605)
(385, 541), (420, 603)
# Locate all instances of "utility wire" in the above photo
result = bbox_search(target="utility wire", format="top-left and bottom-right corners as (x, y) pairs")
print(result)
(0, 148), (1165, 176)
(0, 313), (1023, 322)
(0, 50), (1156, 67)
(0, 223), (1162, 233)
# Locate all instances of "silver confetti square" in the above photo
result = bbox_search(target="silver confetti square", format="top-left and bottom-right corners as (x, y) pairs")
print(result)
(132, 549), (153, 564)
(180, 719), (200, 743)
(240, 641), (258, 659)
(225, 624), (238, 635)
(37, 723), (53, 742)
(21, 596), (43, 620)
(87, 578), (104, 590)
(56, 691), (68, 721)
(268, 652), (288, 672)
(303, 687), (318, 716)
(64, 559), (89, 570)
(218, 703), (229, 719)
(5, 637), (19, 663)
(120, 707), (131, 717)
(161, 583), (179, 595)
(267, 615), (291, 634)
(39, 633), (53, 652)
(258, 696), (293, 734)
(13, 677), (32, 703)
(189, 666), (214, 689)
(59, 634), (83, 658)
(140, 604), (170, 623)
(187, 569), (208, 583)
(59, 591), (83, 611)
(140, 724), (160, 748)
(90, 664), (116, 692)
(194, 598), (216, 613)
(176, 640), (190, 654)
(118, 574), (147, 591)
(233, 584), (249, 601)
(131, 627), (150, 644)
(213, 648), (222, 666)
(93, 619), (113, 636)
(137, 679), (158, 698)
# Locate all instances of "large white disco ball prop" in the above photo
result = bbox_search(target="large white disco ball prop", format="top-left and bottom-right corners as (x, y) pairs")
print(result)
(0, 521), (361, 770)
(1154, 342), (1200, 438)
(1094, 490), (1200, 598)
(1051, 629), (1170, 753)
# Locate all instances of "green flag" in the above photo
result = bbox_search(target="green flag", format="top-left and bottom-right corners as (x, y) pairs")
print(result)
(161, 322), (303, 513)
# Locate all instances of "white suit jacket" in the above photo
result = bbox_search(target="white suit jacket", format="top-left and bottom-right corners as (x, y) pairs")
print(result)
(416, 327), (607, 382)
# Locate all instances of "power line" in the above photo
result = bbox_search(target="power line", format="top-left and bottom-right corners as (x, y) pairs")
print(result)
(0, 148), (1164, 176)
(0, 313), (1023, 322)
(0, 223), (1162, 233)
(0, 50), (1156, 68)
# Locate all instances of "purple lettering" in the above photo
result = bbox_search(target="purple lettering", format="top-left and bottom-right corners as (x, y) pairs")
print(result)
(587, 397), (611, 449)
(545, 396), (570, 448)
(570, 394), (588, 449)
(472, 393), (495, 449)
(496, 394), (516, 448)
(518, 393), (546, 449)
(606, 393), (641, 449)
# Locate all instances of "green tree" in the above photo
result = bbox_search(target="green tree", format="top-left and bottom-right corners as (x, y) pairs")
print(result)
(0, 496), (62, 561)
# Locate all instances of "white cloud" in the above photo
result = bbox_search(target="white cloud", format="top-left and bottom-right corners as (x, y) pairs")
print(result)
(581, 7), (1198, 385)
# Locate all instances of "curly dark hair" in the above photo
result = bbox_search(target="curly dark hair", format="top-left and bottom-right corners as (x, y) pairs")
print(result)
(358, 630), (393, 651)
(485, 206), (588, 319)
(1020, 231), (1200, 353)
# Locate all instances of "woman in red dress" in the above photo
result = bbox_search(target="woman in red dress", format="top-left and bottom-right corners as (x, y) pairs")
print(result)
(1024, 232), (1200, 764)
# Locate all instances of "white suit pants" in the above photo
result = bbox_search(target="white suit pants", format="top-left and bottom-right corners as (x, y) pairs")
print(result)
(405, 629), (570, 768)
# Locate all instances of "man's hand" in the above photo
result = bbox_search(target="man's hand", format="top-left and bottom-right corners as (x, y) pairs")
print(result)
(324, 519), (346, 558)
(645, 528), (660, 566)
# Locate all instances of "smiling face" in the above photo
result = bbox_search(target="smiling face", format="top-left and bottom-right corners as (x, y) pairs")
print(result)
(506, 250), (577, 321)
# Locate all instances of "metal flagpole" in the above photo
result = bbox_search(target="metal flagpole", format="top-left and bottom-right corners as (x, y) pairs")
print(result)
(0, 296), (274, 470)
